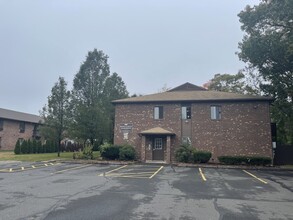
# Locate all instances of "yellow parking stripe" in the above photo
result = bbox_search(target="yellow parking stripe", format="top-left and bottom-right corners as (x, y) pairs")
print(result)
(199, 168), (207, 181)
(52, 164), (92, 174)
(149, 166), (164, 179)
(243, 170), (268, 184)
(0, 162), (60, 173)
(98, 165), (128, 176)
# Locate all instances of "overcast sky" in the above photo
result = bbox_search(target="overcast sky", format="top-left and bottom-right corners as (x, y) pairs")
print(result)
(0, 0), (259, 115)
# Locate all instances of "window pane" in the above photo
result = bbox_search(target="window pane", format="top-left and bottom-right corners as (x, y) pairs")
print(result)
(154, 138), (163, 149)
(154, 106), (163, 119)
(159, 106), (163, 119)
(186, 106), (191, 119)
(211, 106), (221, 120)
(181, 107), (187, 119)
(19, 122), (25, 133)
(182, 106), (191, 119)
(154, 107), (159, 119)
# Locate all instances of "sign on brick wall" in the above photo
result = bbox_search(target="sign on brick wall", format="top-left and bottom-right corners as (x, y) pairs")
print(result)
(119, 123), (133, 140)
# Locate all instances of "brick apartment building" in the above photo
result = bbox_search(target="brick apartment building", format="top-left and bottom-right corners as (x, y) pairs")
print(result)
(0, 108), (42, 150)
(113, 83), (273, 163)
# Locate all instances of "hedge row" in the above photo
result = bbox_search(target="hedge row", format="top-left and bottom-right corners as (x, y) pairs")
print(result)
(100, 144), (135, 161)
(14, 139), (57, 154)
(218, 156), (272, 166)
(175, 144), (212, 163)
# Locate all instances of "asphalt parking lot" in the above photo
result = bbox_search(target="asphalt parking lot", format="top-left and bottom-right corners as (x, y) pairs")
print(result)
(0, 162), (292, 220)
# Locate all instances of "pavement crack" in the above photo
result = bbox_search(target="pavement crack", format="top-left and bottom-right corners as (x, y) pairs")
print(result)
(213, 198), (222, 220)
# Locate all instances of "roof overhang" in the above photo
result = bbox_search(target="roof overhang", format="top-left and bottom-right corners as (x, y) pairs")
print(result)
(139, 127), (175, 136)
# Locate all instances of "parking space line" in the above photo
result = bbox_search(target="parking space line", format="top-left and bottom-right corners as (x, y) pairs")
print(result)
(98, 165), (127, 176)
(149, 166), (164, 179)
(0, 162), (62, 173)
(51, 164), (92, 174)
(243, 170), (268, 184)
(199, 168), (207, 181)
(107, 171), (155, 176)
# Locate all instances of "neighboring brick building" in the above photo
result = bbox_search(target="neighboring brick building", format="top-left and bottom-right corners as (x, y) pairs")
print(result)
(0, 108), (42, 150)
(113, 82), (273, 163)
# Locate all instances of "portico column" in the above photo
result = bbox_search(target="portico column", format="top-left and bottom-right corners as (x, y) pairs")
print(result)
(166, 135), (171, 163)
(141, 135), (146, 162)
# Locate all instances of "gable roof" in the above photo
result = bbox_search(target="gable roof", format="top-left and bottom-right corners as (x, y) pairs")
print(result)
(0, 108), (42, 124)
(113, 82), (273, 104)
(140, 127), (175, 135)
(168, 82), (206, 92)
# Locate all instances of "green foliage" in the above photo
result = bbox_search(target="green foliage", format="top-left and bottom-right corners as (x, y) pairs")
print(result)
(14, 140), (21, 154)
(119, 145), (135, 161)
(191, 151), (212, 163)
(175, 144), (194, 163)
(27, 139), (32, 154)
(100, 143), (120, 160)
(204, 72), (247, 94)
(176, 145), (212, 163)
(40, 76), (71, 156)
(21, 140), (29, 154)
(238, 0), (293, 144)
(218, 156), (272, 166)
(70, 49), (129, 144)
(73, 145), (94, 160)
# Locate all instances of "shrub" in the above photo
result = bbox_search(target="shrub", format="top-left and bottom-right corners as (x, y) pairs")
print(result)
(175, 144), (194, 163)
(21, 140), (28, 154)
(119, 145), (135, 161)
(191, 151), (212, 163)
(14, 140), (21, 154)
(73, 145), (94, 160)
(218, 156), (272, 166)
(27, 139), (32, 154)
(100, 143), (120, 160)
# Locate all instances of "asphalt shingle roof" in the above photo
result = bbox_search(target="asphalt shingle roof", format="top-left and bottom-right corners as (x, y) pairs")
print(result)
(113, 90), (273, 104)
(0, 108), (42, 123)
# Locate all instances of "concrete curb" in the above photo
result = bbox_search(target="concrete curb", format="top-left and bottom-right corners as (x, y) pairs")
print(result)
(46, 159), (293, 171)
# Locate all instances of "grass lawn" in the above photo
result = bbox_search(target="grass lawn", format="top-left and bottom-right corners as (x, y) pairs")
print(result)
(0, 151), (101, 162)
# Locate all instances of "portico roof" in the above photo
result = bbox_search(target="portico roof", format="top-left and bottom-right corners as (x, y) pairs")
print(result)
(140, 127), (175, 135)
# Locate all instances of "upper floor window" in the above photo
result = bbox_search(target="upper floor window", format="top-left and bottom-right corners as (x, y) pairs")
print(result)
(0, 119), (3, 131)
(182, 106), (191, 119)
(19, 122), (25, 133)
(154, 106), (163, 119)
(211, 106), (221, 120)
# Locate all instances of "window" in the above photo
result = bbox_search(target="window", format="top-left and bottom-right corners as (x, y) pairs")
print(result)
(182, 106), (191, 119)
(211, 106), (221, 120)
(154, 106), (163, 119)
(19, 122), (25, 133)
(154, 138), (163, 150)
(0, 119), (3, 131)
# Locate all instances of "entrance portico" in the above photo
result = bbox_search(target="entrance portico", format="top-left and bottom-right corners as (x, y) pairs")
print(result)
(140, 127), (175, 163)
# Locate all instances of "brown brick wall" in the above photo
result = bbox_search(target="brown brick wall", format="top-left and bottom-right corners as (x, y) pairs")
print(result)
(190, 102), (272, 162)
(0, 119), (36, 150)
(114, 101), (272, 163)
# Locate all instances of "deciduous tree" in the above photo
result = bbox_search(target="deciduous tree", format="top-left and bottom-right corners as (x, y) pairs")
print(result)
(41, 77), (71, 156)
(71, 49), (128, 145)
(238, 0), (293, 144)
